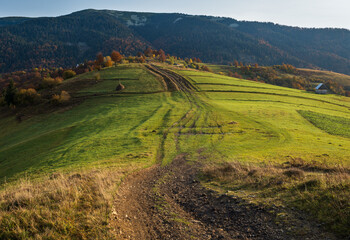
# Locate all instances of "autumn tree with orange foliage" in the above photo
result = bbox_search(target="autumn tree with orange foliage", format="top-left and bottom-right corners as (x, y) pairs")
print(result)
(105, 59), (113, 67)
(96, 52), (104, 68)
(144, 47), (153, 57)
(111, 51), (123, 66)
(159, 49), (166, 62)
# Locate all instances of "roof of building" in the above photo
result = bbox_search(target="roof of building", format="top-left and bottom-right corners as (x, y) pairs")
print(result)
(315, 83), (328, 90)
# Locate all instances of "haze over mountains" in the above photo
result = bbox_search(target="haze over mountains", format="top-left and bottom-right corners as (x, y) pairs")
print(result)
(1, 9), (350, 74)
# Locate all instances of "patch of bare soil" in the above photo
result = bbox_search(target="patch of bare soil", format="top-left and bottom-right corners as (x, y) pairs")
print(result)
(110, 154), (336, 239)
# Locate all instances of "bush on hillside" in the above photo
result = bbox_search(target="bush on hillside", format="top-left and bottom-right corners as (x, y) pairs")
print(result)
(15, 88), (41, 106)
(51, 91), (71, 105)
(94, 73), (101, 81)
(201, 65), (212, 72)
(105, 59), (113, 68)
(62, 70), (76, 80)
(41, 77), (63, 89)
(60, 91), (71, 101)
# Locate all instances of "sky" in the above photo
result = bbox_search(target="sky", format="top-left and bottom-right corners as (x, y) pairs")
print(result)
(0, 0), (349, 30)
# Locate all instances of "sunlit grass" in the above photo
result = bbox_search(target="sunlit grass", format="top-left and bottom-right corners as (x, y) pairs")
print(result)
(1, 63), (350, 238)
(177, 68), (350, 165)
(298, 110), (350, 138)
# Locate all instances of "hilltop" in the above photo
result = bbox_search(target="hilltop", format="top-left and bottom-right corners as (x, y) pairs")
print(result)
(0, 53), (349, 238)
(1, 9), (350, 74)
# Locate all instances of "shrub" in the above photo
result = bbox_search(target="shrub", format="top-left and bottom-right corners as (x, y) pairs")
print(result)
(94, 73), (101, 81)
(51, 94), (60, 104)
(15, 88), (41, 106)
(62, 70), (76, 80)
(51, 91), (71, 105)
(60, 91), (71, 102)
(95, 65), (102, 71)
(105, 59), (113, 68)
(41, 77), (62, 89)
(201, 65), (212, 72)
(55, 77), (63, 84)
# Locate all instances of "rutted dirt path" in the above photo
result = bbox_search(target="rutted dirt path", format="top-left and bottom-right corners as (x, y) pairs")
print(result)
(110, 154), (335, 239)
(110, 67), (336, 240)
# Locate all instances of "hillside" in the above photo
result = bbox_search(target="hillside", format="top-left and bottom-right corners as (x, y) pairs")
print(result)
(0, 62), (349, 238)
(298, 68), (350, 90)
(1, 9), (350, 74)
(207, 64), (350, 94)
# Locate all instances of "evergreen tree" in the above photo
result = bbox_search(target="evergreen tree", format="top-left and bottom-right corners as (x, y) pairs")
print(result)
(5, 80), (17, 106)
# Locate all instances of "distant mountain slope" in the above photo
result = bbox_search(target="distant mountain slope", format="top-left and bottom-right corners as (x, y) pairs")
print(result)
(0, 10), (148, 71)
(0, 17), (31, 27)
(1, 9), (350, 74)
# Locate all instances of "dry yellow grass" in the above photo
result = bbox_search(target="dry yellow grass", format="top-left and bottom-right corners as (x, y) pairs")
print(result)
(201, 160), (350, 237)
(0, 168), (128, 239)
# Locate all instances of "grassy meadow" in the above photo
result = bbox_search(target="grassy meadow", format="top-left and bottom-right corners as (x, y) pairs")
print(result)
(0, 63), (349, 238)
(298, 110), (350, 138)
(0, 65), (189, 182)
(174, 68), (350, 237)
(174, 69), (350, 164)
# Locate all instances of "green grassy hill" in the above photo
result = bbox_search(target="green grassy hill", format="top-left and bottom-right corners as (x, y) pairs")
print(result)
(175, 68), (349, 162)
(0, 63), (349, 238)
(0, 64), (181, 181)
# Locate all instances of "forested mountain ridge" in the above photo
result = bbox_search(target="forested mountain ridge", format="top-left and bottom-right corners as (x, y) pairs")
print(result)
(1, 9), (350, 74)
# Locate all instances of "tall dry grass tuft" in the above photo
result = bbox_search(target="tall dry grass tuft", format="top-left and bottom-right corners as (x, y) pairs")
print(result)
(202, 161), (286, 189)
(0, 169), (124, 239)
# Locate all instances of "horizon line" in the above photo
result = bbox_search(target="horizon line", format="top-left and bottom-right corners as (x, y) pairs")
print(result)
(1, 8), (349, 31)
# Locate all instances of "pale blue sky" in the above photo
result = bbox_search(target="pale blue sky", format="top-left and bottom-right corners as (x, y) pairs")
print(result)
(0, 0), (349, 29)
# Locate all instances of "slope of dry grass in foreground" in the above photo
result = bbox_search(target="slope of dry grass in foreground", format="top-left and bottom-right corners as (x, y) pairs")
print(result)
(201, 159), (350, 238)
(0, 168), (129, 240)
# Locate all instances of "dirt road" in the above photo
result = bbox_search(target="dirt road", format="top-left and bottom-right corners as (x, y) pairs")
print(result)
(111, 153), (336, 239)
